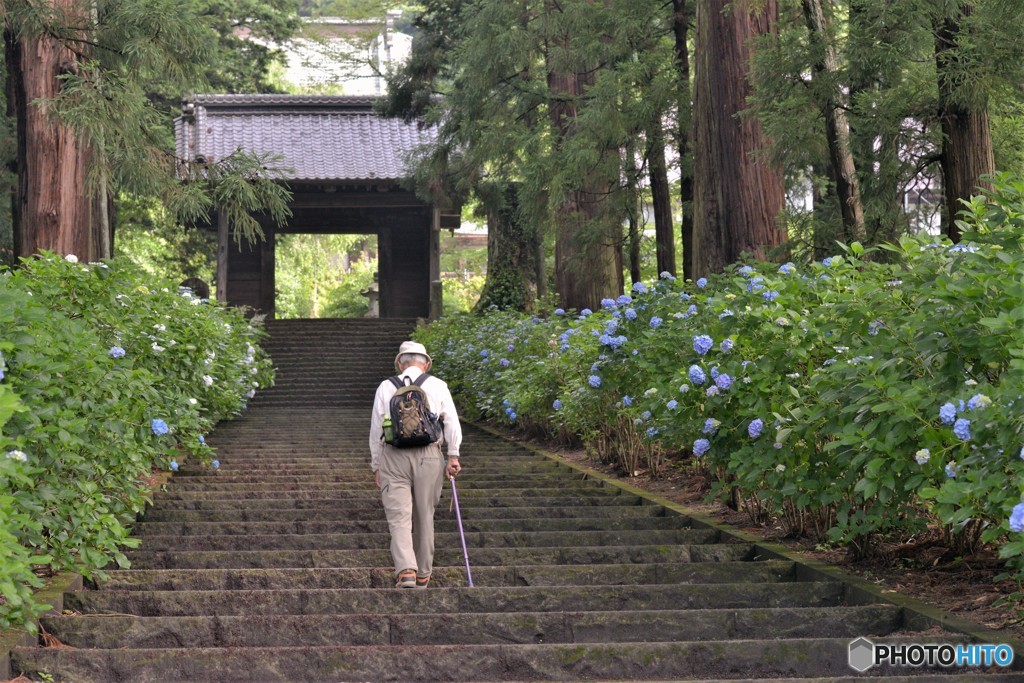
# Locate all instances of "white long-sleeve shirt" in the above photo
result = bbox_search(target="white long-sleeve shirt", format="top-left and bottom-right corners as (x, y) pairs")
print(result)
(369, 366), (462, 472)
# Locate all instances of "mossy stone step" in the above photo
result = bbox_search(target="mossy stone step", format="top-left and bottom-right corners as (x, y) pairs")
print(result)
(138, 504), (670, 523)
(148, 494), (646, 510)
(119, 542), (752, 569)
(152, 486), (636, 500)
(39, 605), (902, 649)
(162, 477), (596, 492)
(95, 561), (798, 591)
(128, 528), (718, 552)
(131, 515), (690, 537)
(66, 581), (846, 617)
(16, 636), (966, 682)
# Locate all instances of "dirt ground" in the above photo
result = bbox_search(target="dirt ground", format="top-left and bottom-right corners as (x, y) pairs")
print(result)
(523, 436), (1024, 644)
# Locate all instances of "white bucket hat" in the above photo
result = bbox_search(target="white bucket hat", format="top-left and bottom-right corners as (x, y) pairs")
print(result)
(394, 341), (432, 370)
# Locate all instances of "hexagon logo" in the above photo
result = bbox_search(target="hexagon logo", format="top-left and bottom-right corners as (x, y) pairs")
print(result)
(848, 637), (876, 672)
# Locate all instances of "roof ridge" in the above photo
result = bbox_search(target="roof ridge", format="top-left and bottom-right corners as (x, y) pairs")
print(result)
(189, 94), (379, 109)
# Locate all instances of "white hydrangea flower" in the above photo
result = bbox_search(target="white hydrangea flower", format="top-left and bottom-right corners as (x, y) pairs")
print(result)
(151, 343), (165, 353)
(6, 449), (28, 462)
(64, 254), (78, 263)
(203, 375), (214, 387)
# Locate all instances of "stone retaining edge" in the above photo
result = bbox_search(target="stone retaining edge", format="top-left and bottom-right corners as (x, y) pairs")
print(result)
(0, 572), (82, 680)
(470, 421), (1024, 667)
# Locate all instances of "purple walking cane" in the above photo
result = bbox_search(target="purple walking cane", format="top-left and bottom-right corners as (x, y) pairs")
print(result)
(449, 475), (474, 587)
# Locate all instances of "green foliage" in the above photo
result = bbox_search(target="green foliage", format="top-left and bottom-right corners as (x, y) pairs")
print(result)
(114, 194), (216, 286)
(0, 253), (274, 631)
(276, 234), (376, 318)
(416, 175), (1024, 578)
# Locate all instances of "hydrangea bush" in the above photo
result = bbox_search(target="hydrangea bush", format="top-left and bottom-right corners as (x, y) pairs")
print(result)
(415, 176), (1024, 579)
(0, 253), (274, 630)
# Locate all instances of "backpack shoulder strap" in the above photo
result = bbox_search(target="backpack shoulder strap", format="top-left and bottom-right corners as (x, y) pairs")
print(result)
(412, 373), (431, 387)
(388, 376), (405, 389)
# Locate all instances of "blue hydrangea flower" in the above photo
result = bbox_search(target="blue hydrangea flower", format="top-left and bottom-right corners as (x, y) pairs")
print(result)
(553, 399), (563, 410)
(508, 411), (517, 420)
(151, 419), (169, 436)
(554, 308), (565, 315)
(599, 334), (613, 347)
(688, 365), (707, 385)
(966, 394), (991, 411)
(948, 244), (979, 254)
(693, 438), (710, 457)
(169, 460), (179, 471)
(705, 386), (719, 397)
(746, 277), (765, 293)
(212, 460), (220, 469)
(641, 411), (652, 420)
(108, 346), (126, 358)
(650, 317), (663, 329)
(710, 366), (720, 379)
(693, 335), (713, 355)
(622, 395), (633, 407)
(601, 298), (616, 309)
(778, 263), (795, 274)
(499, 358), (511, 368)
(580, 308), (593, 317)
(718, 309), (734, 319)
(914, 449), (930, 465)
(646, 426), (659, 437)
(632, 282), (648, 294)
(610, 335), (628, 349)
(481, 349), (490, 358)
(953, 418), (971, 441)
(748, 419), (764, 439)
(198, 435), (205, 445)
(945, 461), (958, 478)
(659, 271), (676, 281)
(939, 403), (957, 425)
(625, 308), (638, 321)
(605, 319), (619, 334)
(696, 278), (708, 289)
(763, 290), (779, 302)
(720, 339), (734, 353)
(588, 375), (602, 388)
(739, 266), (754, 277)
(715, 374), (733, 390)
(822, 257), (836, 267)
(1010, 503), (1024, 533)
(508, 344), (515, 352)
(702, 418), (720, 434)
(617, 295), (633, 305)
(1020, 446), (1024, 460)
(666, 399), (678, 410)
(868, 320), (883, 335)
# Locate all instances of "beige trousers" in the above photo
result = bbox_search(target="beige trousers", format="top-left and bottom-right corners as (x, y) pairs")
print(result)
(378, 443), (445, 577)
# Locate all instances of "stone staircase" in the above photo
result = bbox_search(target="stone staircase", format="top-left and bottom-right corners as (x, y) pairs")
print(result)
(8, 319), (1022, 681)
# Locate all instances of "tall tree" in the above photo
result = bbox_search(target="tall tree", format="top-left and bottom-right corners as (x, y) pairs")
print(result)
(5, 0), (104, 259)
(933, 1), (994, 240)
(2, 0), (295, 261)
(647, 126), (676, 276)
(802, 0), (865, 242)
(691, 0), (785, 277)
(671, 0), (695, 280)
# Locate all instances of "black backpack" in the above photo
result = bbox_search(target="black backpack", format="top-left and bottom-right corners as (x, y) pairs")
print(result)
(383, 374), (443, 448)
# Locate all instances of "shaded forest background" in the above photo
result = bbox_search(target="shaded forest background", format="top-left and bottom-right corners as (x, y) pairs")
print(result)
(3, 0), (1024, 314)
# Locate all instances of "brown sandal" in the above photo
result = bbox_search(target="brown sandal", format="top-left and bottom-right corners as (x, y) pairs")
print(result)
(396, 569), (416, 588)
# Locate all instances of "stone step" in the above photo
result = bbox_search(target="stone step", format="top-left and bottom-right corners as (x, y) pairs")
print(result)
(131, 515), (689, 536)
(65, 581), (845, 617)
(151, 486), (632, 500)
(146, 495), (646, 510)
(162, 477), (598, 491)
(138, 504), (670, 523)
(15, 637), (978, 682)
(40, 605), (902, 649)
(124, 528), (718, 552)
(94, 561), (798, 591)
(119, 542), (754, 569)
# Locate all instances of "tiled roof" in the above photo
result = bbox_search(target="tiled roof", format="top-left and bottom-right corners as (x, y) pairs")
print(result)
(175, 95), (434, 182)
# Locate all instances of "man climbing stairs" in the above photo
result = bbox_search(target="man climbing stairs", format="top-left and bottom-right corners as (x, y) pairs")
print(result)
(9, 319), (1022, 681)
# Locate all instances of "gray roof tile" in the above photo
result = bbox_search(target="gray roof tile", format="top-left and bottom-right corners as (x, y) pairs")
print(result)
(177, 95), (434, 182)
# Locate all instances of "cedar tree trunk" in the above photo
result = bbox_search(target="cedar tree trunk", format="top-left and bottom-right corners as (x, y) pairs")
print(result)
(934, 2), (994, 242)
(5, 1), (109, 260)
(691, 0), (785, 278)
